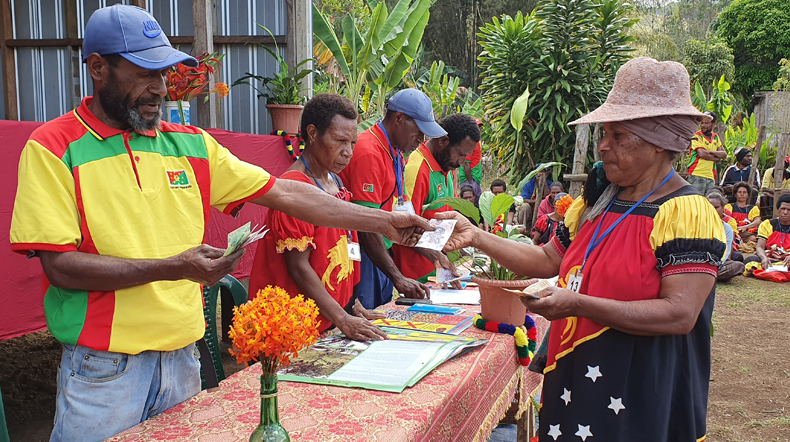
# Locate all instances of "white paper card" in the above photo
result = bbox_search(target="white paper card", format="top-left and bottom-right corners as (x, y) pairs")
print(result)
(394, 201), (416, 215)
(429, 289), (481, 305)
(348, 242), (361, 262)
(415, 219), (457, 251)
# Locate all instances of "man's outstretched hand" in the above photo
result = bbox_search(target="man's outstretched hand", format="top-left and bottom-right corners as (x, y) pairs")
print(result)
(382, 211), (433, 246)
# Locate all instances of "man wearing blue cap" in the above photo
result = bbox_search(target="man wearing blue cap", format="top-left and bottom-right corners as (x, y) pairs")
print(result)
(9, 6), (431, 441)
(339, 89), (456, 309)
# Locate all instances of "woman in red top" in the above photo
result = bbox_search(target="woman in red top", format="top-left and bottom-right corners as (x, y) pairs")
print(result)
(438, 58), (725, 441)
(724, 181), (761, 242)
(249, 94), (386, 341)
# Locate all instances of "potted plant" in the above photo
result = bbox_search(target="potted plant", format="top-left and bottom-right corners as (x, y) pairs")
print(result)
(434, 193), (533, 325)
(165, 52), (227, 125)
(233, 25), (313, 135)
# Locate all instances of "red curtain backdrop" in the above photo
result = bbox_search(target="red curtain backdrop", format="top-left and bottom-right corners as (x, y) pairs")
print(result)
(0, 121), (293, 340)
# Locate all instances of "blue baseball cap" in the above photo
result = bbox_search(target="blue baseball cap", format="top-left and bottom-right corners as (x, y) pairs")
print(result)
(82, 5), (197, 70)
(386, 89), (447, 138)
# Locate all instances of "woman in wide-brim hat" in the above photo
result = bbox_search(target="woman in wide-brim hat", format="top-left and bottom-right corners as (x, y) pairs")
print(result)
(438, 57), (726, 441)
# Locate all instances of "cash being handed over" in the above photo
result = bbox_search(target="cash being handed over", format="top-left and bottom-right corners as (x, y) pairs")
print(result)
(223, 222), (269, 257)
(503, 276), (559, 299)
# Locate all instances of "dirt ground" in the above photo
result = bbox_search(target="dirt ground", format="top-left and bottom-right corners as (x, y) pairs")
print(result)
(1, 278), (788, 441)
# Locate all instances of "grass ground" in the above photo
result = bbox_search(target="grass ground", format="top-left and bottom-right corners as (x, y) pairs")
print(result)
(0, 277), (787, 441)
(707, 277), (790, 442)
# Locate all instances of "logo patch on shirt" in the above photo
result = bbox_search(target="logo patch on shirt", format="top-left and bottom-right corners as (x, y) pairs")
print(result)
(437, 183), (445, 195)
(167, 170), (191, 188)
(363, 183), (375, 193)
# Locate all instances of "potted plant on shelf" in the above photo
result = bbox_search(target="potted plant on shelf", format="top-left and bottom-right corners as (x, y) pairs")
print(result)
(232, 25), (313, 135)
(165, 52), (227, 125)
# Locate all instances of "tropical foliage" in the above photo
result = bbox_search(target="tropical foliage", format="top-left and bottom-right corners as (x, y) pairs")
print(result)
(716, 0), (790, 95)
(723, 114), (775, 168)
(775, 59), (790, 91)
(683, 39), (735, 96)
(692, 75), (734, 125)
(477, 0), (636, 182)
(312, 0), (431, 118)
(232, 26), (313, 105)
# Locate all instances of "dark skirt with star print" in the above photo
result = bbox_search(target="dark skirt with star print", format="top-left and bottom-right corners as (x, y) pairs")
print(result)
(538, 289), (713, 441)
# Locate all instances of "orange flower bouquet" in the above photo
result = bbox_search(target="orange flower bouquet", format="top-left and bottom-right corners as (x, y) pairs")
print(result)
(229, 286), (319, 442)
(164, 52), (228, 125)
(554, 194), (575, 217)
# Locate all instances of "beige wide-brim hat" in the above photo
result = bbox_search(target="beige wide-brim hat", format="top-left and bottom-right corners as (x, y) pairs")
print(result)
(570, 57), (709, 126)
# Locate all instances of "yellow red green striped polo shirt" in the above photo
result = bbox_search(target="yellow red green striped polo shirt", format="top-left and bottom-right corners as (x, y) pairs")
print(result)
(392, 143), (457, 280)
(10, 97), (275, 354)
(687, 130), (722, 180)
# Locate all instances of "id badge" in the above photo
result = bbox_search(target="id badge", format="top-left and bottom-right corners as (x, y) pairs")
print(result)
(347, 242), (362, 262)
(394, 200), (416, 215)
(567, 269), (583, 293)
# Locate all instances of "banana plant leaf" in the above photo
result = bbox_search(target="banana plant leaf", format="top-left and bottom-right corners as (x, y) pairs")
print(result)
(515, 161), (563, 194)
(312, 4), (350, 79)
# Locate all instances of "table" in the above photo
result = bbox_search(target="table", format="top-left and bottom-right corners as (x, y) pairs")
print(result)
(108, 309), (548, 442)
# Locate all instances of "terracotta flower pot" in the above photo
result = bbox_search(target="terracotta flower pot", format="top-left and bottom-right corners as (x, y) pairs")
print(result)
(472, 276), (531, 326)
(266, 104), (303, 136)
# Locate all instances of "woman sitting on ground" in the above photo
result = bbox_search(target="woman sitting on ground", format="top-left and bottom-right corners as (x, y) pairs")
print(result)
(249, 93), (386, 341)
(725, 181), (761, 243)
(706, 190), (742, 262)
(707, 191), (745, 281)
(537, 182), (566, 219)
(438, 57), (725, 441)
(531, 192), (571, 245)
(744, 193), (790, 276)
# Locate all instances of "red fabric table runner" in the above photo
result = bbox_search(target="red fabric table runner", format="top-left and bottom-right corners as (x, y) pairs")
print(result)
(108, 308), (548, 442)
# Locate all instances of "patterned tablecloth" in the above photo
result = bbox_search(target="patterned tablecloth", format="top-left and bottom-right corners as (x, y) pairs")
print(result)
(107, 307), (548, 442)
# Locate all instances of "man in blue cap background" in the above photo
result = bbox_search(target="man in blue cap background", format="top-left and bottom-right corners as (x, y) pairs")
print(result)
(10, 6), (432, 441)
(339, 88), (458, 309)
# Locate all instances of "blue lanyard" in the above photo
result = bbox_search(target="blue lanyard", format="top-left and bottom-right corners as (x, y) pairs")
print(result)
(377, 122), (405, 202)
(300, 157), (353, 241)
(581, 169), (675, 271)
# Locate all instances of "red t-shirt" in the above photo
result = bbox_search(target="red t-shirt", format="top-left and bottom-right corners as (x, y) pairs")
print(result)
(338, 123), (400, 212)
(248, 170), (360, 332)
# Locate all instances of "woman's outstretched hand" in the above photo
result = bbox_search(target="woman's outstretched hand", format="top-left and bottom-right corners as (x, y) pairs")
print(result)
(435, 211), (478, 252)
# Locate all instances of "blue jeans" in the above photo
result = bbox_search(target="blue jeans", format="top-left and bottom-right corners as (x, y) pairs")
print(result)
(51, 342), (201, 442)
(354, 247), (395, 309)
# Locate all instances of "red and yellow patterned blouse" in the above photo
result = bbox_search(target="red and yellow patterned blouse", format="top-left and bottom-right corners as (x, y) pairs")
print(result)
(249, 170), (360, 332)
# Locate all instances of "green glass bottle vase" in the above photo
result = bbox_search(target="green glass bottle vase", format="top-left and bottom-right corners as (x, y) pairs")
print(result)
(249, 374), (290, 442)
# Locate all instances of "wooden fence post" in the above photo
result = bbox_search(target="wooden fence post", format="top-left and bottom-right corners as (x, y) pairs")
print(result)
(194, 0), (218, 128)
(775, 133), (789, 212)
(0, 0), (18, 120)
(592, 123), (602, 162)
(568, 124), (590, 198)
(748, 125), (766, 187)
